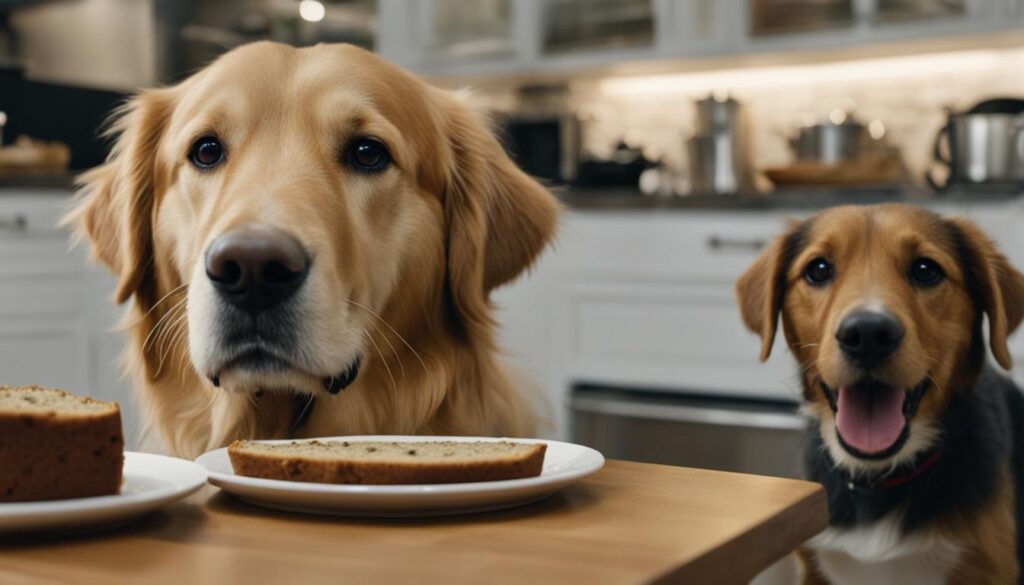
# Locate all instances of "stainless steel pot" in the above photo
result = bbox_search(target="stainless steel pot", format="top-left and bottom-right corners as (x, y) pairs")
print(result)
(688, 133), (748, 195)
(789, 120), (869, 164)
(688, 96), (751, 195)
(694, 95), (743, 135)
(928, 112), (1024, 189)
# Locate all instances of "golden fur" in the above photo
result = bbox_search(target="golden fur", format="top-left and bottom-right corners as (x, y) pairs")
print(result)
(737, 204), (1024, 584)
(67, 42), (559, 459)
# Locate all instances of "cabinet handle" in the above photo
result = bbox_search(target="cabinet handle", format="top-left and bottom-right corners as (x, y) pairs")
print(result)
(706, 235), (766, 251)
(0, 214), (27, 233)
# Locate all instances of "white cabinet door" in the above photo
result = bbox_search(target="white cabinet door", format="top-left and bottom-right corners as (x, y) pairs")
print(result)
(0, 194), (93, 399)
(0, 193), (138, 445)
(0, 315), (90, 391)
(556, 280), (796, 399)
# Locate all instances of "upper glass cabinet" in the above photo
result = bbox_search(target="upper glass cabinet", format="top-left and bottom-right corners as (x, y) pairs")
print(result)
(416, 0), (517, 61)
(541, 0), (656, 54)
(750, 0), (854, 36)
(874, 0), (966, 23)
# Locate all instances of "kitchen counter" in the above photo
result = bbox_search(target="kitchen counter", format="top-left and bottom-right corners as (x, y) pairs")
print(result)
(558, 185), (1024, 211)
(0, 460), (827, 585)
(0, 172), (77, 192)
(4, 174), (1022, 211)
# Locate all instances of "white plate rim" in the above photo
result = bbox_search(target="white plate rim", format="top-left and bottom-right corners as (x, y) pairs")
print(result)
(196, 435), (605, 496)
(0, 451), (208, 521)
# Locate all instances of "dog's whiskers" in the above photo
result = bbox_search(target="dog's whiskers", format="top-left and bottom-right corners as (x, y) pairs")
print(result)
(344, 299), (428, 375)
(153, 303), (187, 354)
(173, 318), (195, 381)
(924, 373), (945, 396)
(358, 316), (405, 380)
(363, 327), (398, 395)
(143, 296), (188, 352)
(142, 283), (188, 318)
(152, 302), (188, 360)
(153, 306), (189, 378)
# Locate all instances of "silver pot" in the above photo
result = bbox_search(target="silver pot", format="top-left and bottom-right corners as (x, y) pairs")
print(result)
(688, 96), (751, 195)
(694, 96), (743, 136)
(688, 133), (749, 195)
(789, 120), (870, 164)
(928, 112), (1024, 189)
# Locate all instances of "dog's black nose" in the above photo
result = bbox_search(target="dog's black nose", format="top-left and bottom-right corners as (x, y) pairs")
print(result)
(836, 311), (904, 367)
(205, 224), (309, 313)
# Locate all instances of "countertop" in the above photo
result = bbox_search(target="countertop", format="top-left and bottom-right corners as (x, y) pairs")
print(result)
(557, 185), (1024, 211)
(4, 173), (1021, 212)
(0, 172), (77, 192)
(0, 460), (827, 585)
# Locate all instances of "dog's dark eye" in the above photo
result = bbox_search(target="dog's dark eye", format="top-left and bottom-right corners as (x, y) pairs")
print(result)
(910, 257), (944, 287)
(345, 137), (391, 173)
(189, 136), (225, 169)
(805, 257), (834, 286)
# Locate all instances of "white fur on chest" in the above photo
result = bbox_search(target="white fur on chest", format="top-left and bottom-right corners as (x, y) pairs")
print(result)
(808, 513), (962, 585)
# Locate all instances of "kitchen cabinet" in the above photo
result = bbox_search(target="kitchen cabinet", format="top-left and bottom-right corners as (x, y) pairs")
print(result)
(0, 192), (136, 444)
(378, 0), (679, 78)
(669, 0), (742, 55)
(378, 0), (530, 71)
(749, 0), (855, 38)
(412, 0), (519, 64)
(748, 0), (981, 38)
(377, 0), (1024, 82)
(874, 0), (967, 24)
(540, 0), (657, 55)
(495, 198), (1024, 441)
(736, 0), (1008, 55)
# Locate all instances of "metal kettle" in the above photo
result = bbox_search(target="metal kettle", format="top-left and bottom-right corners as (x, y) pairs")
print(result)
(927, 98), (1024, 190)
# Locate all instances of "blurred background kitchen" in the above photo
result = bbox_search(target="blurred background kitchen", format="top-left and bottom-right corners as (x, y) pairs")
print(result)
(3, 0), (1024, 482)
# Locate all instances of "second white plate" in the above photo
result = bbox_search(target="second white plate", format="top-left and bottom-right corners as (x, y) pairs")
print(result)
(196, 436), (604, 517)
(0, 452), (207, 535)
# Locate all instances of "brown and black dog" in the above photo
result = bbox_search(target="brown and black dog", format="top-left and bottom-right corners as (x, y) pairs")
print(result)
(736, 204), (1024, 584)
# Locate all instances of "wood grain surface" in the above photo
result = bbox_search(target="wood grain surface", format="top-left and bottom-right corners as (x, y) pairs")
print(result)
(0, 460), (827, 585)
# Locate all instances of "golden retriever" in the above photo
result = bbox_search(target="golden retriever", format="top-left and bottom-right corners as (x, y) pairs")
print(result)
(736, 204), (1024, 584)
(68, 42), (559, 459)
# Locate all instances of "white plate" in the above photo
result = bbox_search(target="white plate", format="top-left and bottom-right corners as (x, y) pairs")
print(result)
(196, 436), (605, 517)
(0, 452), (207, 535)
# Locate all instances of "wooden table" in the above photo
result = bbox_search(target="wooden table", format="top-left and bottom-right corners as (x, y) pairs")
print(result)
(0, 461), (826, 585)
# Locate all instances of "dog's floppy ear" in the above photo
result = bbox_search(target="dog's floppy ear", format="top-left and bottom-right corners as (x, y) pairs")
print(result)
(65, 89), (172, 305)
(735, 223), (804, 362)
(947, 217), (1024, 370)
(438, 92), (560, 339)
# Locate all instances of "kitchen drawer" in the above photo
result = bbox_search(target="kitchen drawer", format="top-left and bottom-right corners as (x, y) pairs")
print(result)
(553, 211), (800, 282)
(0, 194), (86, 278)
(0, 315), (90, 391)
(557, 280), (801, 400)
(0, 276), (88, 316)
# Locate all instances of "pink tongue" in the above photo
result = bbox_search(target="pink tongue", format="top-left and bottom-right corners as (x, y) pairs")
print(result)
(836, 385), (906, 454)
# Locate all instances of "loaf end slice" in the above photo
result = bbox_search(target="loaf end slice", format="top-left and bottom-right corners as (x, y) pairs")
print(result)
(0, 386), (124, 502)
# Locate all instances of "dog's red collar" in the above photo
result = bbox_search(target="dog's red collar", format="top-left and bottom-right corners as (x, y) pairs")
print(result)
(848, 446), (944, 492)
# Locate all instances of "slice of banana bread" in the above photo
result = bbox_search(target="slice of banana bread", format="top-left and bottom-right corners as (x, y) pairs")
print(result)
(228, 439), (547, 485)
(0, 386), (124, 502)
